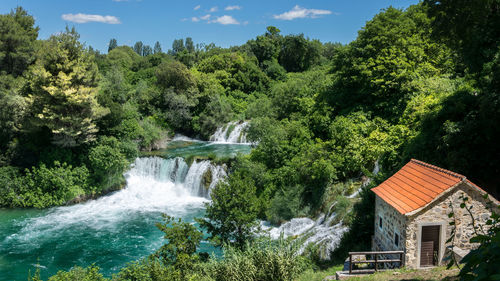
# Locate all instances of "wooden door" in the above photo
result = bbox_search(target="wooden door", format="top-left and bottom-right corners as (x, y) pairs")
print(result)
(420, 225), (440, 267)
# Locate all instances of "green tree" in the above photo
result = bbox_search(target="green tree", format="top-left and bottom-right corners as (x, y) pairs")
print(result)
(185, 37), (194, 53)
(425, 0), (500, 73)
(171, 39), (185, 55)
(0, 6), (39, 77)
(198, 172), (259, 248)
(153, 41), (162, 54)
(143, 45), (153, 56)
(153, 214), (203, 279)
(108, 38), (117, 53)
(278, 34), (320, 72)
(48, 265), (108, 281)
(133, 41), (144, 55)
(156, 60), (196, 92)
(25, 27), (106, 147)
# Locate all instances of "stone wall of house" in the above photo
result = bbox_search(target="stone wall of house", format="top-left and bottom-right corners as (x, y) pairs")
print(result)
(404, 181), (496, 268)
(372, 196), (407, 257)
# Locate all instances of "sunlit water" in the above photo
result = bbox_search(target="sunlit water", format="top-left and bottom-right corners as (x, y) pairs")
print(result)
(0, 140), (250, 281)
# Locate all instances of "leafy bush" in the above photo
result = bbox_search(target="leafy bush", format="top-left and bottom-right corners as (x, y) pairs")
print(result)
(0, 166), (25, 207)
(22, 162), (91, 208)
(48, 265), (107, 281)
(113, 258), (174, 281)
(202, 239), (309, 281)
(87, 136), (129, 190)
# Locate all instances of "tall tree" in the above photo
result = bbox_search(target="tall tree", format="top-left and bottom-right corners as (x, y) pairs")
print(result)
(107, 38), (117, 53)
(25, 27), (106, 147)
(185, 37), (194, 53)
(153, 41), (162, 54)
(425, 0), (500, 73)
(0, 6), (39, 77)
(133, 41), (143, 56)
(171, 38), (185, 55)
(197, 172), (259, 248)
(142, 45), (152, 56)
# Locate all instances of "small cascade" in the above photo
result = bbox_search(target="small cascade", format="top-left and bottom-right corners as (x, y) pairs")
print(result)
(132, 157), (188, 183)
(184, 160), (226, 198)
(261, 212), (348, 260)
(131, 157), (226, 198)
(210, 121), (249, 143)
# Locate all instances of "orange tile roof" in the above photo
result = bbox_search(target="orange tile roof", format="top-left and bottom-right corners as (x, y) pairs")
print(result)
(372, 159), (467, 215)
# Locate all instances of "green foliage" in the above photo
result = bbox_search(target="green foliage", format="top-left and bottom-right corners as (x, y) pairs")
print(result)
(0, 161), (93, 208)
(324, 4), (454, 118)
(87, 136), (129, 190)
(153, 214), (203, 276)
(156, 60), (196, 92)
(108, 38), (117, 53)
(113, 258), (174, 281)
(48, 265), (108, 281)
(425, 0), (500, 73)
(0, 166), (25, 207)
(196, 52), (269, 93)
(0, 6), (38, 76)
(331, 185), (375, 263)
(198, 172), (259, 248)
(202, 239), (308, 281)
(25, 27), (106, 147)
(279, 34), (321, 72)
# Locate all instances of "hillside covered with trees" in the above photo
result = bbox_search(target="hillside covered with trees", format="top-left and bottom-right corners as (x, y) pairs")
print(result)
(1, 0), (499, 280)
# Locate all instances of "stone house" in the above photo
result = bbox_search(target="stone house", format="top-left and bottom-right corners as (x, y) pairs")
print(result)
(371, 159), (499, 268)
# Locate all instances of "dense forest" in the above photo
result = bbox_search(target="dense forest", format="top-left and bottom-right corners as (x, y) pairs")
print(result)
(1, 0), (500, 280)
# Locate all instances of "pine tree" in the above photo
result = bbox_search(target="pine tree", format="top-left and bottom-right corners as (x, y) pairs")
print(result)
(108, 38), (117, 53)
(153, 41), (162, 54)
(133, 41), (143, 55)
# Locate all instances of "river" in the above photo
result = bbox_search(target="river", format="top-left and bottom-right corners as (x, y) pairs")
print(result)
(0, 138), (251, 281)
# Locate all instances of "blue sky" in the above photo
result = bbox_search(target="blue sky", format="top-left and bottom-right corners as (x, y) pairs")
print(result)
(1, 0), (418, 53)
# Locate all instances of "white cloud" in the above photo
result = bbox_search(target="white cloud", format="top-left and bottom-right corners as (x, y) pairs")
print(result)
(194, 5), (201, 10)
(210, 15), (239, 25)
(225, 5), (241, 11)
(200, 14), (211, 20)
(61, 13), (121, 24)
(191, 17), (200, 22)
(209, 6), (218, 13)
(273, 5), (332, 20)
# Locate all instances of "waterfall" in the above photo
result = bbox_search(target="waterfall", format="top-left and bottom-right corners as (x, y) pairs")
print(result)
(184, 160), (227, 198)
(260, 212), (348, 260)
(4, 157), (226, 245)
(132, 157), (188, 183)
(210, 121), (249, 143)
(132, 157), (226, 198)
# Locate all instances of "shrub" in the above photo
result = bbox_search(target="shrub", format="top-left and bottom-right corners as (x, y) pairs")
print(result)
(23, 162), (91, 208)
(48, 265), (107, 281)
(202, 239), (308, 281)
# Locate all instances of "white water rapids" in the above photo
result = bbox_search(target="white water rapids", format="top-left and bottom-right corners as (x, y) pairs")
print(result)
(3, 157), (226, 247)
(261, 213), (348, 260)
(210, 121), (249, 143)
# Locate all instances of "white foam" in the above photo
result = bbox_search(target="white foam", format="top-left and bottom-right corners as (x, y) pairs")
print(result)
(260, 212), (348, 260)
(210, 121), (250, 144)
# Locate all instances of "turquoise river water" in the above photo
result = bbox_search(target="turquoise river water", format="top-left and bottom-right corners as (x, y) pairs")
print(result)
(0, 139), (251, 281)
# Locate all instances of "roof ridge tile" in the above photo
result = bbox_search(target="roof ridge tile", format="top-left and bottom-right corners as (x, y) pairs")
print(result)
(410, 159), (466, 180)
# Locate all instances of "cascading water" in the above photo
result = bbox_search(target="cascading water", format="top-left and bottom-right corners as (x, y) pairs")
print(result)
(210, 121), (249, 143)
(0, 154), (229, 280)
(261, 213), (348, 260)
(184, 160), (227, 198)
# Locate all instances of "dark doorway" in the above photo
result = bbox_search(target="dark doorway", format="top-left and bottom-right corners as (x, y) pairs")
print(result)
(420, 225), (440, 267)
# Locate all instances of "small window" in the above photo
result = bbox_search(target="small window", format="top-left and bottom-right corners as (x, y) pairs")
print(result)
(379, 216), (383, 229)
(394, 232), (399, 247)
